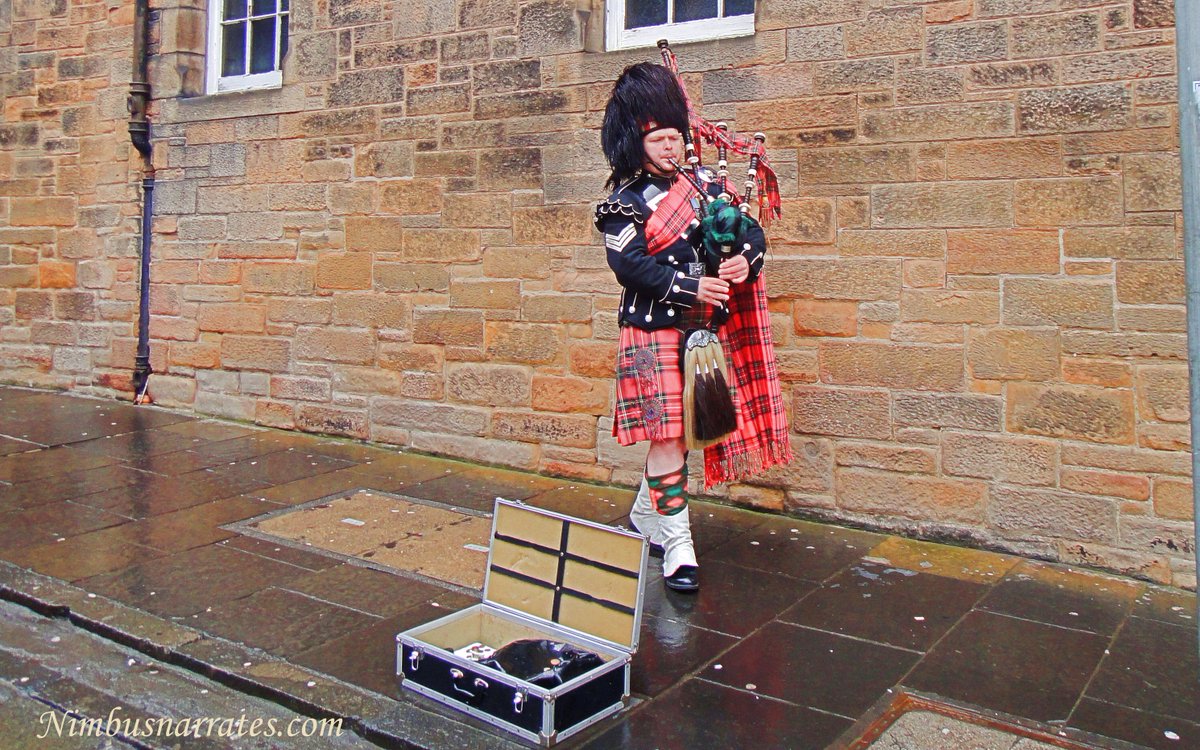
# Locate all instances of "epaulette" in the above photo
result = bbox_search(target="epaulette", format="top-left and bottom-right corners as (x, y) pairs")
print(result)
(594, 196), (644, 228)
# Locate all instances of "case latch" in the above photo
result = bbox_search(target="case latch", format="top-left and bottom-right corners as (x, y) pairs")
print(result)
(513, 689), (528, 714)
(407, 647), (423, 672)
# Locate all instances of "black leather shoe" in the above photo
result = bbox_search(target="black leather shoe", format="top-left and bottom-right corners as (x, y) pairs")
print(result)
(664, 565), (699, 593)
(628, 519), (665, 558)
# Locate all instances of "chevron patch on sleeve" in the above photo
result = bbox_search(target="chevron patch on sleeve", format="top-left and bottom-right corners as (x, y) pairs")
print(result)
(605, 223), (636, 253)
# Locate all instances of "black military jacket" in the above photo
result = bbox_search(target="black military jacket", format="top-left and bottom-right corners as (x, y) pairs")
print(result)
(594, 172), (766, 331)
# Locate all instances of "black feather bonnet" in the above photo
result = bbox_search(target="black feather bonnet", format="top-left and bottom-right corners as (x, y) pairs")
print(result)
(600, 62), (690, 189)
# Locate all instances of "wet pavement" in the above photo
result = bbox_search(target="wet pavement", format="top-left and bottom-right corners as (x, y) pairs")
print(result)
(0, 384), (1196, 749)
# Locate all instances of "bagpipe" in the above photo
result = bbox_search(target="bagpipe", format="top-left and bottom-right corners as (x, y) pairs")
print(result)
(655, 39), (782, 451)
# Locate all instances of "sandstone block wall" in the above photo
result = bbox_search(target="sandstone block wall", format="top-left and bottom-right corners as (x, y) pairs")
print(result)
(1, 0), (1193, 586)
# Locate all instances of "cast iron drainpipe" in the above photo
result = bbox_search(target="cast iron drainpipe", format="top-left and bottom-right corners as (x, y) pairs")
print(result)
(129, 0), (154, 403)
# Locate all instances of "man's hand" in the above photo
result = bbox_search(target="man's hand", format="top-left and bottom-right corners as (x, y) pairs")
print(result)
(696, 276), (730, 305)
(717, 254), (750, 284)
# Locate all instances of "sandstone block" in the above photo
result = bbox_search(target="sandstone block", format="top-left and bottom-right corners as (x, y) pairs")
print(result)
(243, 263), (314, 295)
(749, 436), (833, 493)
(839, 229), (944, 259)
(1153, 478), (1193, 520)
(793, 386), (890, 439)
(1008, 382), (1135, 445)
(295, 405), (368, 439)
(379, 342), (444, 372)
(794, 299), (857, 337)
(1014, 177), (1123, 226)
(990, 486), (1118, 542)
(1136, 366), (1188, 422)
(404, 229), (482, 263)
(295, 327), (376, 364)
(374, 400), (488, 435)
(835, 441), (936, 473)
(1063, 443), (1190, 477)
(895, 393), (1002, 431)
(485, 322), (563, 364)
(1116, 261), (1185, 305)
(333, 294), (410, 330)
(443, 193), (512, 228)
(479, 148), (543, 191)
(786, 26), (844, 61)
(896, 67), (964, 105)
(316, 254), (373, 290)
(1017, 83), (1132, 134)
(968, 328), (1059, 381)
(521, 294), (592, 323)
(872, 182), (1013, 228)
(1133, 0), (1173, 28)
(901, 290), (1000, 325)
(1063, 226), (1178, 260)
(271, 375), (331, 402)
(820, 341), (963, 390)
(797, 145), (915, 185)
(1062, 469), (1150, 501)
(771, 199), (835, 244)
(838, 469), (986, 523)
(197, 303), (266, 334)
(1062, 331), (1187, 360)
(926, 20), (1008, 65)
(863, 102), (1013, 142)
(967, 61), (1057, 90)
(944, 431), (1057, 485)
(512, 205), (593, 246)
(492, 410), (596, 448)
(38, 261), (75, 288)
(450, 279), (521, 310)
(413, 309), (484, 347)
(813, 58), (895, 95)
(844, 7), (921, 56)
(1123, 153), (1182, 212)
(570, 340), (617, 378)
(10, 197), (75, 226)
(1004, 278), (1113, 328)
(769, 258), (901, 300)
(447, 363), (531, 407)
(221, 335), (290, 371)
(475, 89), (584, 120)
(736, 96), (856, 131)
(344, 217), (404, 253)
(531, 375), (609, 414)
(1062, 48), (1176, 85)
(375, 263), (449, 293)
(1011, 12), (1102, 59)
(378, 179), (443, 215)
(946, 230), (1059, 275)
(946, 138), (1061, 180)
(328, 67), (405, 108)
(1118, 516), (1194, 557)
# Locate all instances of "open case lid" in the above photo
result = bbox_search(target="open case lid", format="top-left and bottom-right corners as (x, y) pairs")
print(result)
(483, 498), (649, 654)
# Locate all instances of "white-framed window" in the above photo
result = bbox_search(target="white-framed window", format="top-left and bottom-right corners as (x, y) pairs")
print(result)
(206, 0), (290, 94)
(605, 0), (754, 51)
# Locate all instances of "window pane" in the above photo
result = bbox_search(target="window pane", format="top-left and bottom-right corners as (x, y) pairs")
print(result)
(223, 0), (247, 21)
(221, 22), (246, 76)
(280, 15), (289, 60)
(724, 0), (753, 16)
(625, 0), (666, 29)
(281, 0), (288, 10)
(251, 0), (275, 15)
(676, 0), (716, 22)
(250, 17), (276, 74)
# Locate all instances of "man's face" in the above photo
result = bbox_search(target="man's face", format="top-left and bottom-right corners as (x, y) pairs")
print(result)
(642, 128), (683, 177)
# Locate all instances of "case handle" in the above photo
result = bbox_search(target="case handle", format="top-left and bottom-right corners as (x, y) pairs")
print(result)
(449, 668), (489, 705)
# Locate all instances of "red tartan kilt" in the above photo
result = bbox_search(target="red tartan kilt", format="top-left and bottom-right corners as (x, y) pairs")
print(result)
(614, 326), (685, 445)
(613, 323), (741, 446)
